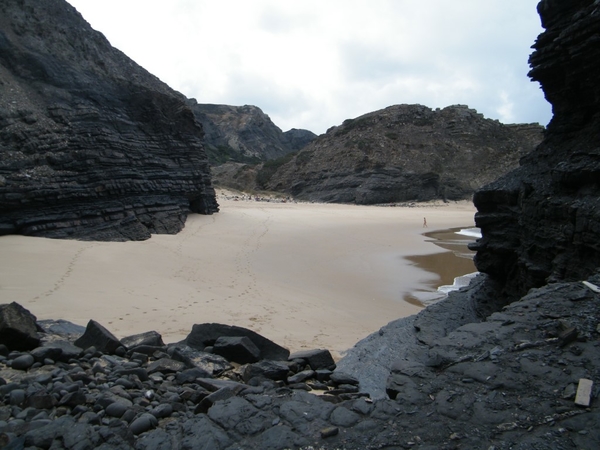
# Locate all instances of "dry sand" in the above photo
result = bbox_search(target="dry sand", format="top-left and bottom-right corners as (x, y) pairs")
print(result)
(0, 193), (476, 358)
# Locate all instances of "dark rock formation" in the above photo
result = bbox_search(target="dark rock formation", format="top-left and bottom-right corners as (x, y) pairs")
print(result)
(187, 101), (316, 165)
(74, 320), (123, 355)
(0, 0), (218, 241)
(261, 104), (543, 203)
(181, 323), (290, 361)
(0, 302), (40, 351)
(470, 0), (600, 302)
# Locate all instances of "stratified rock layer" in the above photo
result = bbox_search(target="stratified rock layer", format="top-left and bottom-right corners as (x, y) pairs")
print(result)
(266, 104), (543, 204)
(0, 0), (218, 241)
(471, 0), (600, 300)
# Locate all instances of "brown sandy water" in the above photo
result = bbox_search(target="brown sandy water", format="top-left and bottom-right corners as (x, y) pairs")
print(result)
(404, 227), (478, 306)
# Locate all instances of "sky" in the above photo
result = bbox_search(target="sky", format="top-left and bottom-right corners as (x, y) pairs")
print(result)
(66, 0), (552, 135)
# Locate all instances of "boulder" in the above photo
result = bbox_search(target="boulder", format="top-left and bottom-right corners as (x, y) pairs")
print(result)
(289, 349), (336, 370)
(242, 360), (290, 382)
(74, 320), (121, 355)
(121, 331), (164, 349)
(0, 302), (41, 351)
(213, 336), (260, 364)
(182, 323), (290, 361)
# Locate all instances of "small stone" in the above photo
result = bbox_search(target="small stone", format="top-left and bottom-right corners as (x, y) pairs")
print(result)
(321, 427), (339, 438)
(105, 402), (129, 418)
(574, 378), (593, 407)
(129, 413), (158, 435)
(11, 354), (35, 371)
(9, 389), (25, 406)
(59, 391), (87, 408)
(150, 403), (172, 419)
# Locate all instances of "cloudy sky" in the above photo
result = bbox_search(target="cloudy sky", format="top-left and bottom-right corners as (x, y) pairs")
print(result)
(66, 0), (551, 135)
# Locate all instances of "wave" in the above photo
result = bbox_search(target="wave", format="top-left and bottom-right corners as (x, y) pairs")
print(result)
(455, 227), (482, 239)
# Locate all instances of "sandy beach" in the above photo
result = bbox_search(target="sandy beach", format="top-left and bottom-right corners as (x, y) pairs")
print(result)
(0, 193), (476, 358)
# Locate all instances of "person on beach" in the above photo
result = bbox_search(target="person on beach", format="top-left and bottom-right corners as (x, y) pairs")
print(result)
(423, 217), (428, 228)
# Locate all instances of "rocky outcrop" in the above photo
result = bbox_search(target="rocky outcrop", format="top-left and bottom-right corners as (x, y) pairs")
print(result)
(261, 104), (543, 204)
(0, 0), (218, 241)
(187, 101), (316, 165)
(470, 0), (600, 301)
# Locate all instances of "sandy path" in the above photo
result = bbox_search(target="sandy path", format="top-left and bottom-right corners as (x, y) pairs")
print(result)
(0, 197), (476, 357)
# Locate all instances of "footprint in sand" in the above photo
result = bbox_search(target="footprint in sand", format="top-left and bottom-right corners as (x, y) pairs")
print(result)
(34, 243), (97, 300)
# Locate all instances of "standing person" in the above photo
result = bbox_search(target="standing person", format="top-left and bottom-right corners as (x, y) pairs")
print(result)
(423, 217), (428, 228)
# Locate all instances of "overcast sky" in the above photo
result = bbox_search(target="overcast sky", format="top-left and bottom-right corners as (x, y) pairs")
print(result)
(66, 0), (551, 135)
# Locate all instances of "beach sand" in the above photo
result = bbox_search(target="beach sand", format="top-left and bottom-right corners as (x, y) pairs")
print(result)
(0, 193), (476, 358)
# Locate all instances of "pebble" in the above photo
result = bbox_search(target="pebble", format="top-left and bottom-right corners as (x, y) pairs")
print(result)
(11, 354), (35, 371)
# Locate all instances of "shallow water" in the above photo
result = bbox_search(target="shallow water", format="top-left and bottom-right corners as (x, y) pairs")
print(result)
(404, 227), (479, 306)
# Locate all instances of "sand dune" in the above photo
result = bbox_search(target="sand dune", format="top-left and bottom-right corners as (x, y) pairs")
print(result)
(0, 194), (476, 358)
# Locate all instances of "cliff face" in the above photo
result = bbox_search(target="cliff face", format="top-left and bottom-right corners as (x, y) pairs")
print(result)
(0, 0), (218, 241)
(187, 101), (316, 165)
(264, 104), (543, 204)
(471, 0), (600, 300)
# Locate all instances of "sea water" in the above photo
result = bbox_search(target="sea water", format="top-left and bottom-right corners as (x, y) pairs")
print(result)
(405, 227), (481, 306)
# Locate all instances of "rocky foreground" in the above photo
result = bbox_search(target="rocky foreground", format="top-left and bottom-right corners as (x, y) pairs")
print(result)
(0, 274), (599, 450)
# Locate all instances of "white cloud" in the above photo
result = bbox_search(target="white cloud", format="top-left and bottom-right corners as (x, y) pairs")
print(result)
(66, 0), (551, 134)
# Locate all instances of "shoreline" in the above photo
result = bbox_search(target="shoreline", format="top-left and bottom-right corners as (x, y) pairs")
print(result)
(0, 197), (477, 359)
(404, 226), (478, 306)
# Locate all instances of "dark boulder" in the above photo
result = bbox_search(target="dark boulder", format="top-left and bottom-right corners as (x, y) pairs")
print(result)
(74, 320), (121, 354)
(0, 302), (41, 351)
(289, 349), (336, 370)
(213, 336), (260, 364)
(182, 323), (290, 361)
(121, 331), (164, 349)
(242, 360), (290, 382)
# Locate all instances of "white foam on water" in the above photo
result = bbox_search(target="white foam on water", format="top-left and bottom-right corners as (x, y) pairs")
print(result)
(437, 272), (479, 295)
(455, 227), (482, 239)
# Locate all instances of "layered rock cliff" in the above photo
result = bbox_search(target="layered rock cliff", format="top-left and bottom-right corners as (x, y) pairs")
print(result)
(187, 101), (316, 165)
(262, 104), (543, 204)
(470, 0), (600, 301)
(0, 0), (218, 241)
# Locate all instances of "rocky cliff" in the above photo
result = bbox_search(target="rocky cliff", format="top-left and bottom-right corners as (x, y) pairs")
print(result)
(187, 101), (316, 165)
(0, 0), (218, 241)
(261, 104), (543, 204)
(470, 0), (600, 302)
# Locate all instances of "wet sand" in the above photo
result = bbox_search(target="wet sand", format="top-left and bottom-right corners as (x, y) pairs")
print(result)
(405, 228), (478, 305)
(0, 195), (477, 358)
